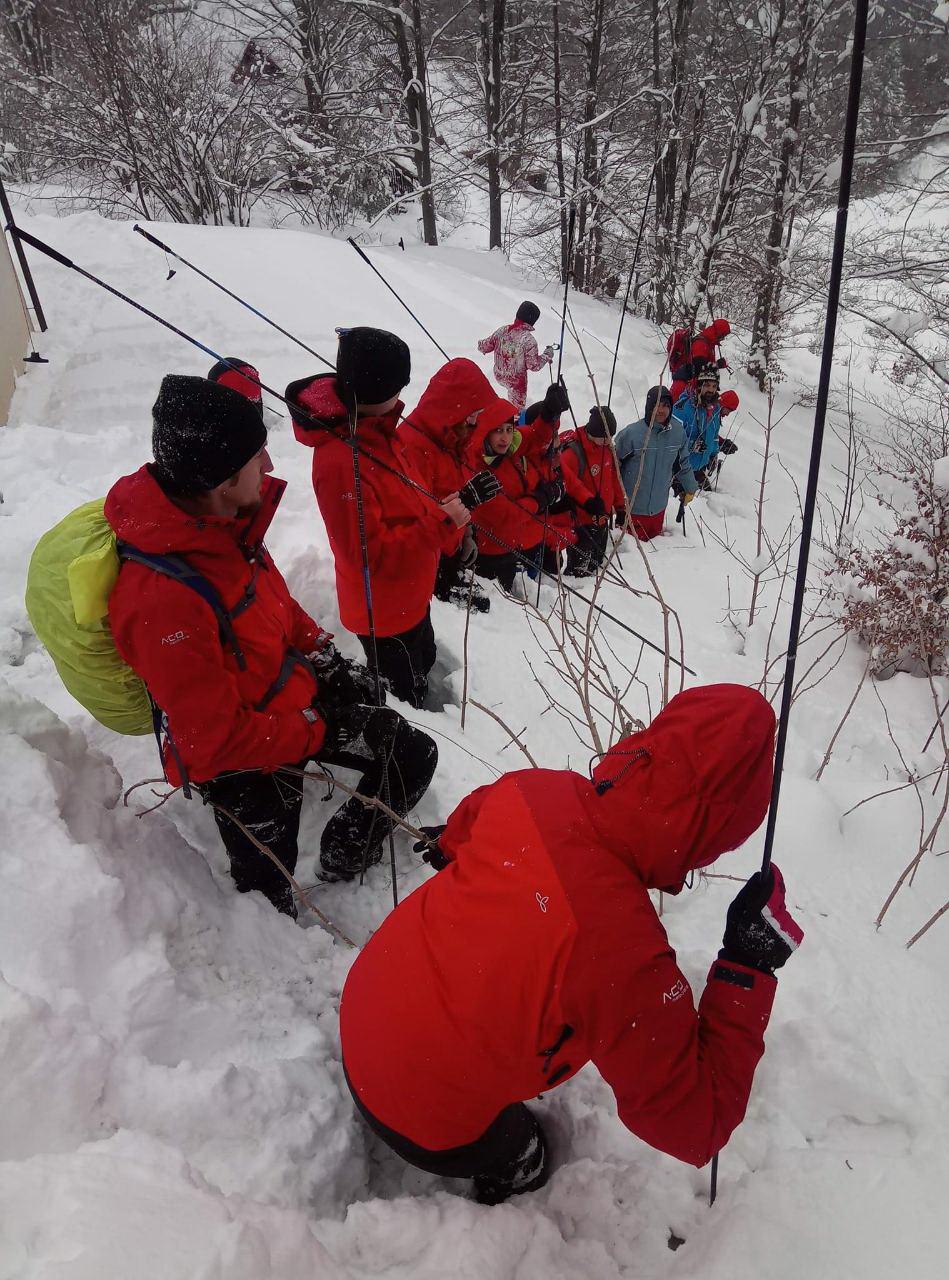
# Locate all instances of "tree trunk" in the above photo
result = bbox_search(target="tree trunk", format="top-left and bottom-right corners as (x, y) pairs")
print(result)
(394, 0), (438, 245)
(551, 0), (569, 280)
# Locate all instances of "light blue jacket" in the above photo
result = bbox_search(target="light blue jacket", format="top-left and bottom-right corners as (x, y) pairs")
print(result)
(614, 414), (698, 515)
(674, 392), (721, 472)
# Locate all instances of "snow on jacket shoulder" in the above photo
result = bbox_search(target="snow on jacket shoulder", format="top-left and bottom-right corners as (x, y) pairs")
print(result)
(400, 358), (518, 499)
(288, 373), (458, 637)
(341, 684), (778, 1164)
(105, 466), (326, 785)
(615, 416), (697, 515)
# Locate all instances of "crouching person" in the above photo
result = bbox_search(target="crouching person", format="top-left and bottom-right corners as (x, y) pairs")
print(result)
(340, 685), (801, 1202)
(105, 375), (437, 909)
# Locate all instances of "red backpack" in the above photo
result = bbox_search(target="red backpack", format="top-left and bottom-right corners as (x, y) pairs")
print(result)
(667, 327), (694, 373)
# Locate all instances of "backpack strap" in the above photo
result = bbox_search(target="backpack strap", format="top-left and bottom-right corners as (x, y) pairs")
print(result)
(116, 543), (248, 671)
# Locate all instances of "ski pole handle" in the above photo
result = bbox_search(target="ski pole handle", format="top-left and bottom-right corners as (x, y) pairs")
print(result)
(133, 224), (173, 254)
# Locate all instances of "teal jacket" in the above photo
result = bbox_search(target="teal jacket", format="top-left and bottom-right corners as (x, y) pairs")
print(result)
(614, 415), (698, 515)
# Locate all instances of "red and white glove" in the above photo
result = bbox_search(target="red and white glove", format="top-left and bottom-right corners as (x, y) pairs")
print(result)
(720, 864), (803, 975)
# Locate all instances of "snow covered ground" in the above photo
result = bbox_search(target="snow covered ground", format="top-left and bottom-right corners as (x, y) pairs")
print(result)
(1, 209), (947, 1279)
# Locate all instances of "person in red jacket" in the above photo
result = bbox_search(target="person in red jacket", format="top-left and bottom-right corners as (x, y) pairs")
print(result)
(400, 358), (517, 614)
(668, 318), (731, 402)
(107, 375), (438, 902)
(466, 404), (564, 595)
(478, 301), (555, 411)
(288, 328), (471, 709)
(340, 684), (803, 1204)
(558, 404), (626, 576)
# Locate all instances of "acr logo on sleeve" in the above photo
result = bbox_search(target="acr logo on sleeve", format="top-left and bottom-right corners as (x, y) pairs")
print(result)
(161, 629), (189, 646)
(662, 978), (688, 1004)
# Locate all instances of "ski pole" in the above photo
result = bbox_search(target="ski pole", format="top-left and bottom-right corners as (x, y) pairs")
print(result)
(607, 161), (657, 406)
(347, 237), (449, 360)
(11, 224), (693, 673)
(133, 224), (335, 370)
(709, 0), (870, 1208)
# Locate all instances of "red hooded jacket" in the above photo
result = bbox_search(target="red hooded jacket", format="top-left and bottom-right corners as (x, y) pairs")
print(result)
(669, 318), (731, 402)
(400, 358), (518, 500)
(106, 466), (327, 786)
(289, 374), (461, 637)
(341, 684), (778, 1165)
(465, 418), (573, 555)
(557, 429), (626, 527)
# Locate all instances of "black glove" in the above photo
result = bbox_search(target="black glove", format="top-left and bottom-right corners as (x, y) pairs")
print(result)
(720, 865), (803, 975)
(717, 356), (729, 369)
(541, 382), (570, 421)
(719, 436), (738, 456)
(317, 701), (398, 759)
(612, 507), (627, 529)
(583, 494), (607, 518)
(531, 478), (564, 512)
(413, 824), (449, 870)
(312, 647), (382, 710)
(459, 469), (502, 510)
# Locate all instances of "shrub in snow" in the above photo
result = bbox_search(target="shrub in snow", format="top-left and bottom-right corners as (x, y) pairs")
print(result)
(831, 457), (949, 679)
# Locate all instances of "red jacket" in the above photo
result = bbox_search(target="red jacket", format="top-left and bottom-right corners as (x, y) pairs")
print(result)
(400, 358), (518, 499)
(558, 429), (626, 526)
(465, 419), (573, 555)
(669, 318), (730, 401)
(341, 684), (778, 1164)
(106, 466), (327, 786)
(289, 374), (461, 637)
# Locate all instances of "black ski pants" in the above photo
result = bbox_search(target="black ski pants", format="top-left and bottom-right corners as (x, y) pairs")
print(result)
(475, 544), (542, 593)
(200, 705), (437, 908)
(358, 608), (436, 709)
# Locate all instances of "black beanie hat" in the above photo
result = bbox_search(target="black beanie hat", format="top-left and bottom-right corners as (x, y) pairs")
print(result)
(516, 300), (540, 326)
(335, 327), (411, 407)
(152, 374), (267, 496)
(644, 385), (674, 425)
(586, 404), (617, 438)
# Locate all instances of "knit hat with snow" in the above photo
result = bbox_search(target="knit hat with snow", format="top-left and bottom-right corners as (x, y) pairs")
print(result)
(152, 374), (267, 496)
(516, 300), (541, 325)
(335, 327), (411, 408)
(207, 357), (263, 415)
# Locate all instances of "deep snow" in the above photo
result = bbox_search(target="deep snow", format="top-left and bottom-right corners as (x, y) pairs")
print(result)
(0, 209), (947, 1279)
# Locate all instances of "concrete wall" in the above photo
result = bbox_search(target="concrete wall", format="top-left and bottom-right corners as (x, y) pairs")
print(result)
(0, 230), (33, 426)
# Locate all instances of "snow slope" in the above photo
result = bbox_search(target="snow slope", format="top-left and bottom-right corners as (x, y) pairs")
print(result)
(0, 210), (947, 1279)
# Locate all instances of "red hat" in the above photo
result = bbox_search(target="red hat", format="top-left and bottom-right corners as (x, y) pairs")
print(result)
(476, 396), (519, 433)
(207, 358), (263, 410)
(719, 390), (739, 413)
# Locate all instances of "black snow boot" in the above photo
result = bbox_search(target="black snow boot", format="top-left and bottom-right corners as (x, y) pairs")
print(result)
(473, 1114), (550, 1206)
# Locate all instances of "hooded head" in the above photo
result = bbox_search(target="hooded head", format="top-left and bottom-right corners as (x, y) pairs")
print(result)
(587, 684), (775, 892)
(586, 405), (617, 438)
(406, 358), (518, 454)
(207, 357), (263, 416)
(719, 389), (739, 415)
(644, 384), (674, 427)
(335, 326), (411, 411)
(710, 318), (731, 342)
(516, 300), (540, 326)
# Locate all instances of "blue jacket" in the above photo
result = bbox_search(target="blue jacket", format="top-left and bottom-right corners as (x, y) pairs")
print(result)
(614, 415), (698, 515)
(674, 392), (721, 471)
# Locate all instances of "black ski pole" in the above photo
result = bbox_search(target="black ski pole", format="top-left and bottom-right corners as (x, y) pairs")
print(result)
(0, 177), (48, 332)
(133, 224), (335, 370)
(676, 498), (686, 533)
(347, 237), (449, 360)
(10, 224), (694, 672)
(709, 0), (870, 1209)
(607, 162), (657, 406)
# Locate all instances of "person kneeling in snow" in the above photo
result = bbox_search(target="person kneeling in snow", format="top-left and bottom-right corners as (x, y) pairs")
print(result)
(340, 684), (802, 1204)
(106, 375), (438, 905)
(288, 328), (471, 709)
(614, 385), (698, 540)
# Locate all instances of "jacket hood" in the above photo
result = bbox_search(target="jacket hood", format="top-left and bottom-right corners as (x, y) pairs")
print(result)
(287, 372), (403, 452)
(710, 318), (731, 341)
(404, 359), (517, 446)
(104, 464), (284, 557)
(587, 684), (775, 889)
